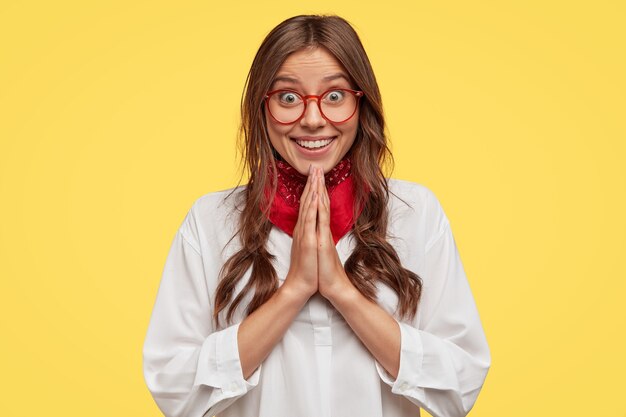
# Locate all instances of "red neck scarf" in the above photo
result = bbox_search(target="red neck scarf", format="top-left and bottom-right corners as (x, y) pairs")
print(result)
(262, 158), (361, 244)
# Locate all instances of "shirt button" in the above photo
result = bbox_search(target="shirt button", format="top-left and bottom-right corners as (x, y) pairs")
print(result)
(229, 382), (238, 392)
(399, 382), (409, 392)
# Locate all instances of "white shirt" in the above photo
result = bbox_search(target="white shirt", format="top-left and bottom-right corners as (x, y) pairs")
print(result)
(142, 178), (491, 417)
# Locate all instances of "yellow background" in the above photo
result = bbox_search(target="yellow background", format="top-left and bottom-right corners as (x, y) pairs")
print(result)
(1, 1), (624, 416)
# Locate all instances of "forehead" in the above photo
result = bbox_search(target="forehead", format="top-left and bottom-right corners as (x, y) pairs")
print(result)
(272, 47), (351, 88)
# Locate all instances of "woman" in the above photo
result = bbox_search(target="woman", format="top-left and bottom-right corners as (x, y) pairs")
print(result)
(143, 14), (490, 417)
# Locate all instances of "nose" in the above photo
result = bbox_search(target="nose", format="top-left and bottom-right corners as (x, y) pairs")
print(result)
(300, 98), (326, 129)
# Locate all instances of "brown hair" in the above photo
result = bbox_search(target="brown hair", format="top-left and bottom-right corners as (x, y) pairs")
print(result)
(213, 14), (422, 329)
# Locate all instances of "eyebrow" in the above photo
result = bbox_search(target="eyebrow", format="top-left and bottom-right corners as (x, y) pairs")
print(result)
(272, 73), (351, 85)
(323, 73), (350, 83)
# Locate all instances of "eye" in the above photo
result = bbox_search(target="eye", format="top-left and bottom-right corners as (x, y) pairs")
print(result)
(277, 91), (302, 105)
(324, 90), (346, 103)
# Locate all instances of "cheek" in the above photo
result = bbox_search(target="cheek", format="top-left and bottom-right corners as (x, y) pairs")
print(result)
(342, 119), (359, 143)
(265, 116), (288, 147)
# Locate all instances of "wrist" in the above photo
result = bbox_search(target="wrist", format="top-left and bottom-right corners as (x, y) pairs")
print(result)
(324, 278), (359, 309)
(278, 280), (314, 307)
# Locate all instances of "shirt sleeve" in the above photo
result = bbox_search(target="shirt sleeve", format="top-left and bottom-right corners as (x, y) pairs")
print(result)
(142, 214), (262, 417)
(374, 201), (491, 417)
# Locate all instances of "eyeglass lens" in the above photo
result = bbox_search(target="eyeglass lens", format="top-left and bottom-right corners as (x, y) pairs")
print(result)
(267, 90), (358, 123)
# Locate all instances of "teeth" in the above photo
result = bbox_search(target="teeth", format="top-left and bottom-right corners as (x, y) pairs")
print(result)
(295, 138), (333, 149)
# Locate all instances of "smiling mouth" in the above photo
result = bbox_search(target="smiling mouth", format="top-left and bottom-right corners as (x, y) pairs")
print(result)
(293, 137), (336, 150)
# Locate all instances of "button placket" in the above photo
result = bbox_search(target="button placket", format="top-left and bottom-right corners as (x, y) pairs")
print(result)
(309, 292), (332, 345)
(308, 292), (332, 417)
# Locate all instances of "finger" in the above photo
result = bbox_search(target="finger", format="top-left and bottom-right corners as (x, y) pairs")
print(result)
(316, 194), (331, 242)
(316, 169), (334, 244)
(317, 177), (328, 214)
(299, 169), (319, 233)
(305, 190), (319, 239)
(315, 169), (330, 217)
(297, 165), (315, 221)
(298, 166), (312, 218)
(297, 183), (313, 237)
(319, 169), (330, 210)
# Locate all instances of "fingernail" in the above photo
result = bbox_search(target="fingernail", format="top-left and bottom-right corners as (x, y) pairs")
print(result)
(309, 164), (313, 175)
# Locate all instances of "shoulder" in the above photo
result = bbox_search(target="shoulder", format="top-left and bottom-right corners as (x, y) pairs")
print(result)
(385, 178), (451, 246)
(178, 185), (246, 247)
(386, 178), (444, 220)
(191, 185), (246, 218)
(387, 178), (434, 207)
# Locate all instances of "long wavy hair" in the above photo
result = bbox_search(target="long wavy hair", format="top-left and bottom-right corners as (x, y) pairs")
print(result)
(213, 14), (422, 329)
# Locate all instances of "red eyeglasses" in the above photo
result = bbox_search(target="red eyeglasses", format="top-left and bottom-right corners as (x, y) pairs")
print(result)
(264, 88), (364, 124)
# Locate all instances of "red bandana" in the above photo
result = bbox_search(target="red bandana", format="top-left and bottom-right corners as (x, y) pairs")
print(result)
(262, 158), (361, 244)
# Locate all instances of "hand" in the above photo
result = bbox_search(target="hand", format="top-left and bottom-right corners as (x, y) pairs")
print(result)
(314, 167), (354, 302)
(283, 165), (319, 300)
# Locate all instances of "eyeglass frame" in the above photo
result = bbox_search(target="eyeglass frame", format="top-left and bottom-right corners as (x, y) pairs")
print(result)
(264, 88), (365, 125)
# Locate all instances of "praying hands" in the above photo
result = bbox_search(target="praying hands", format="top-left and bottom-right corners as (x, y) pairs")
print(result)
(284, 166), (354, 303)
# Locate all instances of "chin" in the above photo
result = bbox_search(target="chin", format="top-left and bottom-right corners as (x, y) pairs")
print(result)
(291, 157), (342, 176)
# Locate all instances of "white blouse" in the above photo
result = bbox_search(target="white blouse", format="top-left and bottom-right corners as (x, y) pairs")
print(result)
(142, 178), (491, 417)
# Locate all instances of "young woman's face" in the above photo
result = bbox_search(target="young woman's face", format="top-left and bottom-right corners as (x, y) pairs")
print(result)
(265, 46), (360, 175)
